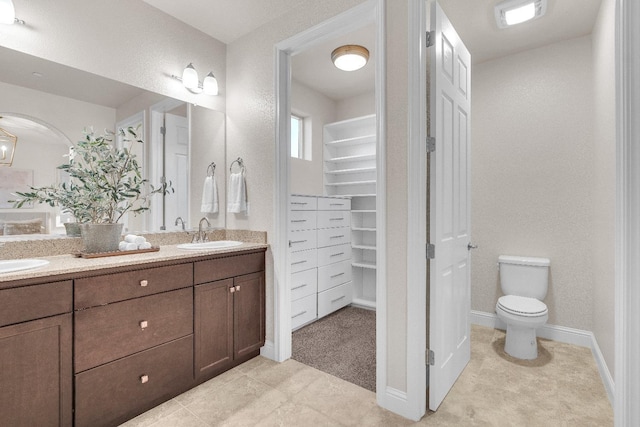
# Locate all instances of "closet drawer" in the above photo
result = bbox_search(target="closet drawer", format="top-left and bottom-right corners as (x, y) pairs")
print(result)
(75, 263), (193, 309)
(317, 197), (350, 211)
(289, 229), (317, 252)
(75, 335), (193, 427)
(289, 210), (317, 231)
(291, 249), (317, 274)
(75, 288), (193, 373)
(0, 280), (72, 327)
(318, 281), (353, 318)
(317, 210), (351, 229)
(318, 260), (352, 293)
(317, 244), (352, 267)
(291, 293), (317, 330)
(290, 195), (317, 211)
(317, 227), (350, 248)
(291, 268), (317, 300)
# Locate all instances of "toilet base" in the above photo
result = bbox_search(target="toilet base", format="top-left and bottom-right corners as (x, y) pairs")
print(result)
(504, 324), (538, 360)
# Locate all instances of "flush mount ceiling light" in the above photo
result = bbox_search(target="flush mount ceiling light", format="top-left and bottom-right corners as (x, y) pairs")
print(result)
(171, 63), (219, 96)
(0, 0), (25, 25)
(494, 0), (547, 29)
(331, 45), (369, 72)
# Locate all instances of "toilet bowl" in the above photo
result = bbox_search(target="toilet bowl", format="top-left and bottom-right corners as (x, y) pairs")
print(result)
(496, 256), (550, 360)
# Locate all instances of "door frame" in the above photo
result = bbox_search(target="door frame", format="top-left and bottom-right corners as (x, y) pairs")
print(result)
(273, 0), (389, 408)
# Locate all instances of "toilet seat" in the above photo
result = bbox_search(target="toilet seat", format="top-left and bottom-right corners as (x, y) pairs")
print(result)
(497, 295), (547, 317)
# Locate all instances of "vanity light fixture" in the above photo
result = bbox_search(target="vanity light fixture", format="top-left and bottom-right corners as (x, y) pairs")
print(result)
(494, 0), (547, 29)
(0, 0), (25, 25)
(0, 119), (18, 167)
(171, 63), (219, 96)
(331, 45), (369, 72)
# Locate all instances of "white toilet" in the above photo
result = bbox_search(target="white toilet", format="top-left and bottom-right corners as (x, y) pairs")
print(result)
(495, 255), (550, 360)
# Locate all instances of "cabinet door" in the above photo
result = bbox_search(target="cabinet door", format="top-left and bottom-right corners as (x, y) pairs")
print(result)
(233, 272), (265, 359)
(194, 278), (234, 380)
(0, 313), (72, 427)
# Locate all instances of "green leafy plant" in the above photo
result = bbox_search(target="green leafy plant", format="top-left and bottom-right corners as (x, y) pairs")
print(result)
(13, 126), (171, 224)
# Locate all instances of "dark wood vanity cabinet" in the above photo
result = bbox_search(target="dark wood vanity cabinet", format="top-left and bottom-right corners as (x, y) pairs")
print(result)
(0, 281), (73, 427)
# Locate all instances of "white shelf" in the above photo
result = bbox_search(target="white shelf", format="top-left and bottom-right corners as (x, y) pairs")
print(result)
(352, 244), (376, 251)
(325, 154), (376, 163)
(352, 226), (376, 232)
(326, 167), (376, 175)
(352, 261), (377, 269)
(336, 194), (376, 198)
(325, 180), (376, 187)
(352, 209), (376, 213)
(324, 134), (376, 147)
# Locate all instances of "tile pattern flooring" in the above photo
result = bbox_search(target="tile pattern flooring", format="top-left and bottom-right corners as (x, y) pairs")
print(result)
(121, 325), (613, 426)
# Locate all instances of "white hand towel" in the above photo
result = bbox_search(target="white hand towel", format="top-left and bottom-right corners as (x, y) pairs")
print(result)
(227, 171), (247, 213)
(138, 241), (152, 250)
(200, 176), (219, 214)
(124, 234), (145, 245)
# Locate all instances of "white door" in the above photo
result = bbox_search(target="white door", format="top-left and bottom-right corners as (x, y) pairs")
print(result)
(428, 1), (471, 411)
(164, 113), (189, 230)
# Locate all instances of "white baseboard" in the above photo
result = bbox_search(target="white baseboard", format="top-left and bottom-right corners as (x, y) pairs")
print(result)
(260, 340), (276, 360)
(470, 310), (614, 404)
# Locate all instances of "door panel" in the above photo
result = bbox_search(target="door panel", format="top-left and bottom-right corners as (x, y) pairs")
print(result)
(429, 0), (471, 411)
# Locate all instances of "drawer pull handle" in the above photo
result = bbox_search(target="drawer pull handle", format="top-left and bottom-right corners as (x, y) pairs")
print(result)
(140, 280), (148, 287)
(292, 310), (307, 318)
(330, 235), (345, 239)
(329, 218), (344, 221)
(330, 203), (344, 206)
(292, 202), (308, 205)
(291, 219), (307, 223)
(235, 285), (241, 292)
(139, 320), (148, 329)
(140, 375), (149, 384)
(291, 260), (307, 265)
(330, 252), (345, 257)
(331, 295), (346, 303)
(290, 240), (307, 244)
(330, 272), (345, 278)
(291, 284), (307, 291)
(230, 287), (236, 293)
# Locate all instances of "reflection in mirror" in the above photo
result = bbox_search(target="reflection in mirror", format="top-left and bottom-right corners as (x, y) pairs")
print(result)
(0, 46), (225, 239)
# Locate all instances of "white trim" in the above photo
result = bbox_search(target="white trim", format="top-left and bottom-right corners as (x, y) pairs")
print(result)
(470, 310), (614, 404)
(379, 387), (409, 416)
(405, 0), (428, 421)
(615, 0), (640, 425)
(259, 340), (276, 360)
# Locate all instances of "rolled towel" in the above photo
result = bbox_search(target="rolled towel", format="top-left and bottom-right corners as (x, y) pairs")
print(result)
(118, 241), (128, 251)
(125, 242), (138, 251)
(124, 234), (145, 245)
(138, 241), (152, 250)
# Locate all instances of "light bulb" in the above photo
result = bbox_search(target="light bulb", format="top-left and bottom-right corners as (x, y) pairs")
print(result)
(203, 72), (219, 96)
(182, 63), (199, 90)
(0, 0), (16, 25)
(504, 2), (536, 26)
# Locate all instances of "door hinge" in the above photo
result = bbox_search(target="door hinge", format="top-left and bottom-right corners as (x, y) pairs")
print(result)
(426, 243), (435, 259)
(426, 137), (436, 153)
(426, 31), (435, 48)
(426, 349), (435, 366)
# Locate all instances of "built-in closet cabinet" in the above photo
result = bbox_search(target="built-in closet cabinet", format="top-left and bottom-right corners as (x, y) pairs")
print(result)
(323, 114), (377, 309)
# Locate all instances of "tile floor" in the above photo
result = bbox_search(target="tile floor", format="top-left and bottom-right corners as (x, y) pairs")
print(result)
(121, 325), (613, 426)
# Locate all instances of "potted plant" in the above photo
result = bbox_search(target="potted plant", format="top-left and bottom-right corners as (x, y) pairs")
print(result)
(14, 126), (170, 252)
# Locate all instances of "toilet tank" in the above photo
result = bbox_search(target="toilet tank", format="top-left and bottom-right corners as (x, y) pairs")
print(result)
(498, 255), (550, 300)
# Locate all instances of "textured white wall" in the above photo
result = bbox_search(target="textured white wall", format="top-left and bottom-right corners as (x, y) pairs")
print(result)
(335, 90), (376, 120)
(471, 36), (595, 330)
(591, 0), (616, 376)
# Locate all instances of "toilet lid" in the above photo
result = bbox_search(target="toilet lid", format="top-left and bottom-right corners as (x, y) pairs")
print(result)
(498, 295), (548, 316)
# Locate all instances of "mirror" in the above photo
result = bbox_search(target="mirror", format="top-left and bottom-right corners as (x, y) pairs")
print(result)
(0, 46), (225, 239)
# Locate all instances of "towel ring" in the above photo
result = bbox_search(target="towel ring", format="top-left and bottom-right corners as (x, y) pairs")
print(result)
(229, 157), (245, 173)
(207, 162), (216, 177)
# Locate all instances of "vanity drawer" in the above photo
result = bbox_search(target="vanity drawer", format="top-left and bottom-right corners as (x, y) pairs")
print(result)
(194, 252), (265, 285)
(0, 280), (72, 327)
(75, 263), (193, 309)
(317, 210), (351, 229)
(317, 227), (351, 248)
(290, 249), (317, 274)
(291, 293), (317, 330)
(74, 288), (193, 373)
(317, 197), (350, 211)
(317, 260), (352, 292)
(75, 335), (193, 427)
(317, 243), (352, 267)
(291, 268), (317, 301)
(318, 281), (353, 318)
(289, 229), (317, 252)
(289, 210), (317, 231)
(290, 195), (317, 211)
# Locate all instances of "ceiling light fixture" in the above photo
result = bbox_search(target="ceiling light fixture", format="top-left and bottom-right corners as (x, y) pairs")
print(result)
(171, 63), (219, 96)
(331, 45), (369, 72)
(0, 118), (18, 167)
(494, 0), (547, 29)
(0, 0), (25, 25)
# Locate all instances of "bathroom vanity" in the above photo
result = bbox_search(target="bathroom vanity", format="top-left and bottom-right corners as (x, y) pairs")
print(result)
(0, 244), (266, 427)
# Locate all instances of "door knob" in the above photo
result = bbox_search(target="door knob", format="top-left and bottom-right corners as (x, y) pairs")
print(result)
(467, 243), (478, 251)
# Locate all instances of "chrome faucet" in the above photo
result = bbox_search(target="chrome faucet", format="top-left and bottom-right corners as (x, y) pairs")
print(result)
(174, 216), (186, 231)
(193, 217), (211, 243)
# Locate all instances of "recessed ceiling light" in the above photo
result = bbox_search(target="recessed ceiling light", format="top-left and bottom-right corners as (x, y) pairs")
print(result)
(495, 0), (547, 29)
(331, 45), (369, 72)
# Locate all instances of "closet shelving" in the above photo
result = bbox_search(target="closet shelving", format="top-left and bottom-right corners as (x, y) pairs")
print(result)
(323, 114), (377, 310)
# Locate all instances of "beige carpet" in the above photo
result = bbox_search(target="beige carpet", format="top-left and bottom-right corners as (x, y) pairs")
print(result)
(291, 306), (376, 392)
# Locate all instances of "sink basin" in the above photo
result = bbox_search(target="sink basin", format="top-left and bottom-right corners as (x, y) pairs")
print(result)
(177, 240), (244, 251)
(0, 259), (50, 274)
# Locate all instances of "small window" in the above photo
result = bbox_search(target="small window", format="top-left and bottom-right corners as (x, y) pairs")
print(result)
(291, 115), (304, 159)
